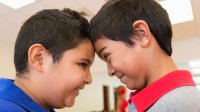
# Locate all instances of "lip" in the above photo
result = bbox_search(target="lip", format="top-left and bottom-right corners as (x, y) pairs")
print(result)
(75, 88), (80, 96)
(117, 74), (125, 79)
(116, 74), (125, 83)
(75, 85), (85, 96)
(120, 76), (124, 82)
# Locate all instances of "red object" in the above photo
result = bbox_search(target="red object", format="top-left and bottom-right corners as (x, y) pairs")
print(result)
(118, 87), (126, 95)
(121, 99), (128, 112)
(128, 70), (196, 112)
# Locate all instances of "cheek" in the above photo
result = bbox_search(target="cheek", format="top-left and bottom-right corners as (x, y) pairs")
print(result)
(124, 64), (147, 90)
(46, 71), (83, 108)
(48, 77), (81, 108)
(122, 56), (147, 90)
(123, 50), (144, 76)
(62, 74), (84, 107)
(63, 76), (83, 107)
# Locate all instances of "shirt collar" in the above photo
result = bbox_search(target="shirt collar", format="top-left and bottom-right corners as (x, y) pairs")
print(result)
(129, 70), (196, 112)
(0, 78), (50, 112)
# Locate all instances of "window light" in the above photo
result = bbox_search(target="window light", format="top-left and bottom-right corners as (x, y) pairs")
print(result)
(189, 60), (200, 68)
(196, 86), (200, 90)
(0, 0), (35, 9)
(191, 68), (200, 75)
(159, 0), (194, 24)
(193, 77), (200, 83)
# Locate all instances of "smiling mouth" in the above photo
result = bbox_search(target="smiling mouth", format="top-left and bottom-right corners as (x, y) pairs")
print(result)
(118, 74), (125, 79)
(76, 87), (82, 91)
(77, 84), (85, 90)
(76, 87), (83, 92)
(75, 85), (85, 95)
(75, 88), (82, 96)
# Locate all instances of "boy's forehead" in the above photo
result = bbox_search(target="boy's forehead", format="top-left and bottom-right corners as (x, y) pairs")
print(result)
(94, 39), (107, 52)
(58, 47), (94, 66)
(77, 41), (95, 61)
(94, 38), (113, 56)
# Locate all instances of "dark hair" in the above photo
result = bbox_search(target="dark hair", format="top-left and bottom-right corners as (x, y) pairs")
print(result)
(14, 8), (89, 75)
(89, 0), (172, 56)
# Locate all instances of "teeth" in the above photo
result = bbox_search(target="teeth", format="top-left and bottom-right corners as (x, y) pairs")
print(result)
(76, 87), (83, 90)
(76, 84), (85, 90)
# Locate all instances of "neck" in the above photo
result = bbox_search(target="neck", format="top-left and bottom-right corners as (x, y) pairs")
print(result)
(14, 76), (50, 110)
(146, 54), (177, 86)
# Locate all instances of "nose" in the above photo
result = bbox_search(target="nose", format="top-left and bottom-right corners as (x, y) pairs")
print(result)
(84, 71), (92, 84)
(107, 64), (115, 77)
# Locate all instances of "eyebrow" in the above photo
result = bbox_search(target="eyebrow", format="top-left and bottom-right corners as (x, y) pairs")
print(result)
(97, 47), (107, 56)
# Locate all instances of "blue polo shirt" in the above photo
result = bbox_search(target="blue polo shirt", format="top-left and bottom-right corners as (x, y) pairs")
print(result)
(0, 78), (54, 112)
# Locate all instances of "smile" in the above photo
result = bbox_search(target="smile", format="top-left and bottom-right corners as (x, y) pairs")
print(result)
(75, 85), (85, 96)
(118, 74), (125, 79)
(75, 88), (80, 96)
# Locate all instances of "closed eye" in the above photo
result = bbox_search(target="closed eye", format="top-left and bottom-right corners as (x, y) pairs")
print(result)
(79, 63), (88, 69)
(103, 53), (110, 61)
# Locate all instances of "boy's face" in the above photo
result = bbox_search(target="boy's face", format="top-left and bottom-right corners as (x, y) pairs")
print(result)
(41, 40), (94, 108)
(94, 37), (147, 90)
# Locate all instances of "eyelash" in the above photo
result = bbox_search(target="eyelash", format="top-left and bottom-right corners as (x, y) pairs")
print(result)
(103, 53), (110, 61)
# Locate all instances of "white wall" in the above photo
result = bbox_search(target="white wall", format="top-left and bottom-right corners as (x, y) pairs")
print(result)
(0, 42), (15, 78)
(172, 37), (200, 73)
(172, 37), (200, 64)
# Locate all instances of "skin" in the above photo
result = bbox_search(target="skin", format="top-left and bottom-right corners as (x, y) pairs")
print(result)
(94, 20), (177, 90)
(14, 40), (95, 109)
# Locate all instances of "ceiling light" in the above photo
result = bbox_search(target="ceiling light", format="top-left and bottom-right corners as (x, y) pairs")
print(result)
(0, 0), (35, 9)
(159, 0), (193, 24)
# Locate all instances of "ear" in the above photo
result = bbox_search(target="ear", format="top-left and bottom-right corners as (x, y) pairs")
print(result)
(28, 44), (46, 72)
(132, 20), (151, 48)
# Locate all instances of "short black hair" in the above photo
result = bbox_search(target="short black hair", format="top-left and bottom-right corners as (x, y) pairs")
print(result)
(89, 0), (172, 56)
(14, 8), (89, 75)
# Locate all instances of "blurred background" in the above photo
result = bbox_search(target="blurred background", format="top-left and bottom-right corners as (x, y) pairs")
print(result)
(0, 0), (200, 111)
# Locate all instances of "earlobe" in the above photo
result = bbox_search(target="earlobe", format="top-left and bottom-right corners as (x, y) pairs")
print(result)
(28, 44), (46, 72)
(132, 20), (151, 48)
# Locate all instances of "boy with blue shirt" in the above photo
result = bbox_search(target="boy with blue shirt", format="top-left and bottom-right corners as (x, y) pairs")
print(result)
(0, 8), (94, 111)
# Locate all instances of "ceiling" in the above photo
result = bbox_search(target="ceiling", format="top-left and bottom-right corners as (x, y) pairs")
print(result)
(0, 0), (200, 74)
(172, 0), (200, 40)
(0, 0), (200, 43)
(0, 0), (106, 43)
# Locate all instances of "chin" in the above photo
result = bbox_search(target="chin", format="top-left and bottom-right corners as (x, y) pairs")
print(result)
(54, 99), (75, 108)
(126, 85), (135, 90)
(123, 83), (132, 90)
(126, 84), (140, 90)
(64, 97), (75, 107)
(65, 102), (75, 108)
(53, 102), (66, 109)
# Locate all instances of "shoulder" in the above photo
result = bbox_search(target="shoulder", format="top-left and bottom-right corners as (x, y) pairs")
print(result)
(148, 86), (200, 112)
(0, 98), (27, 112)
